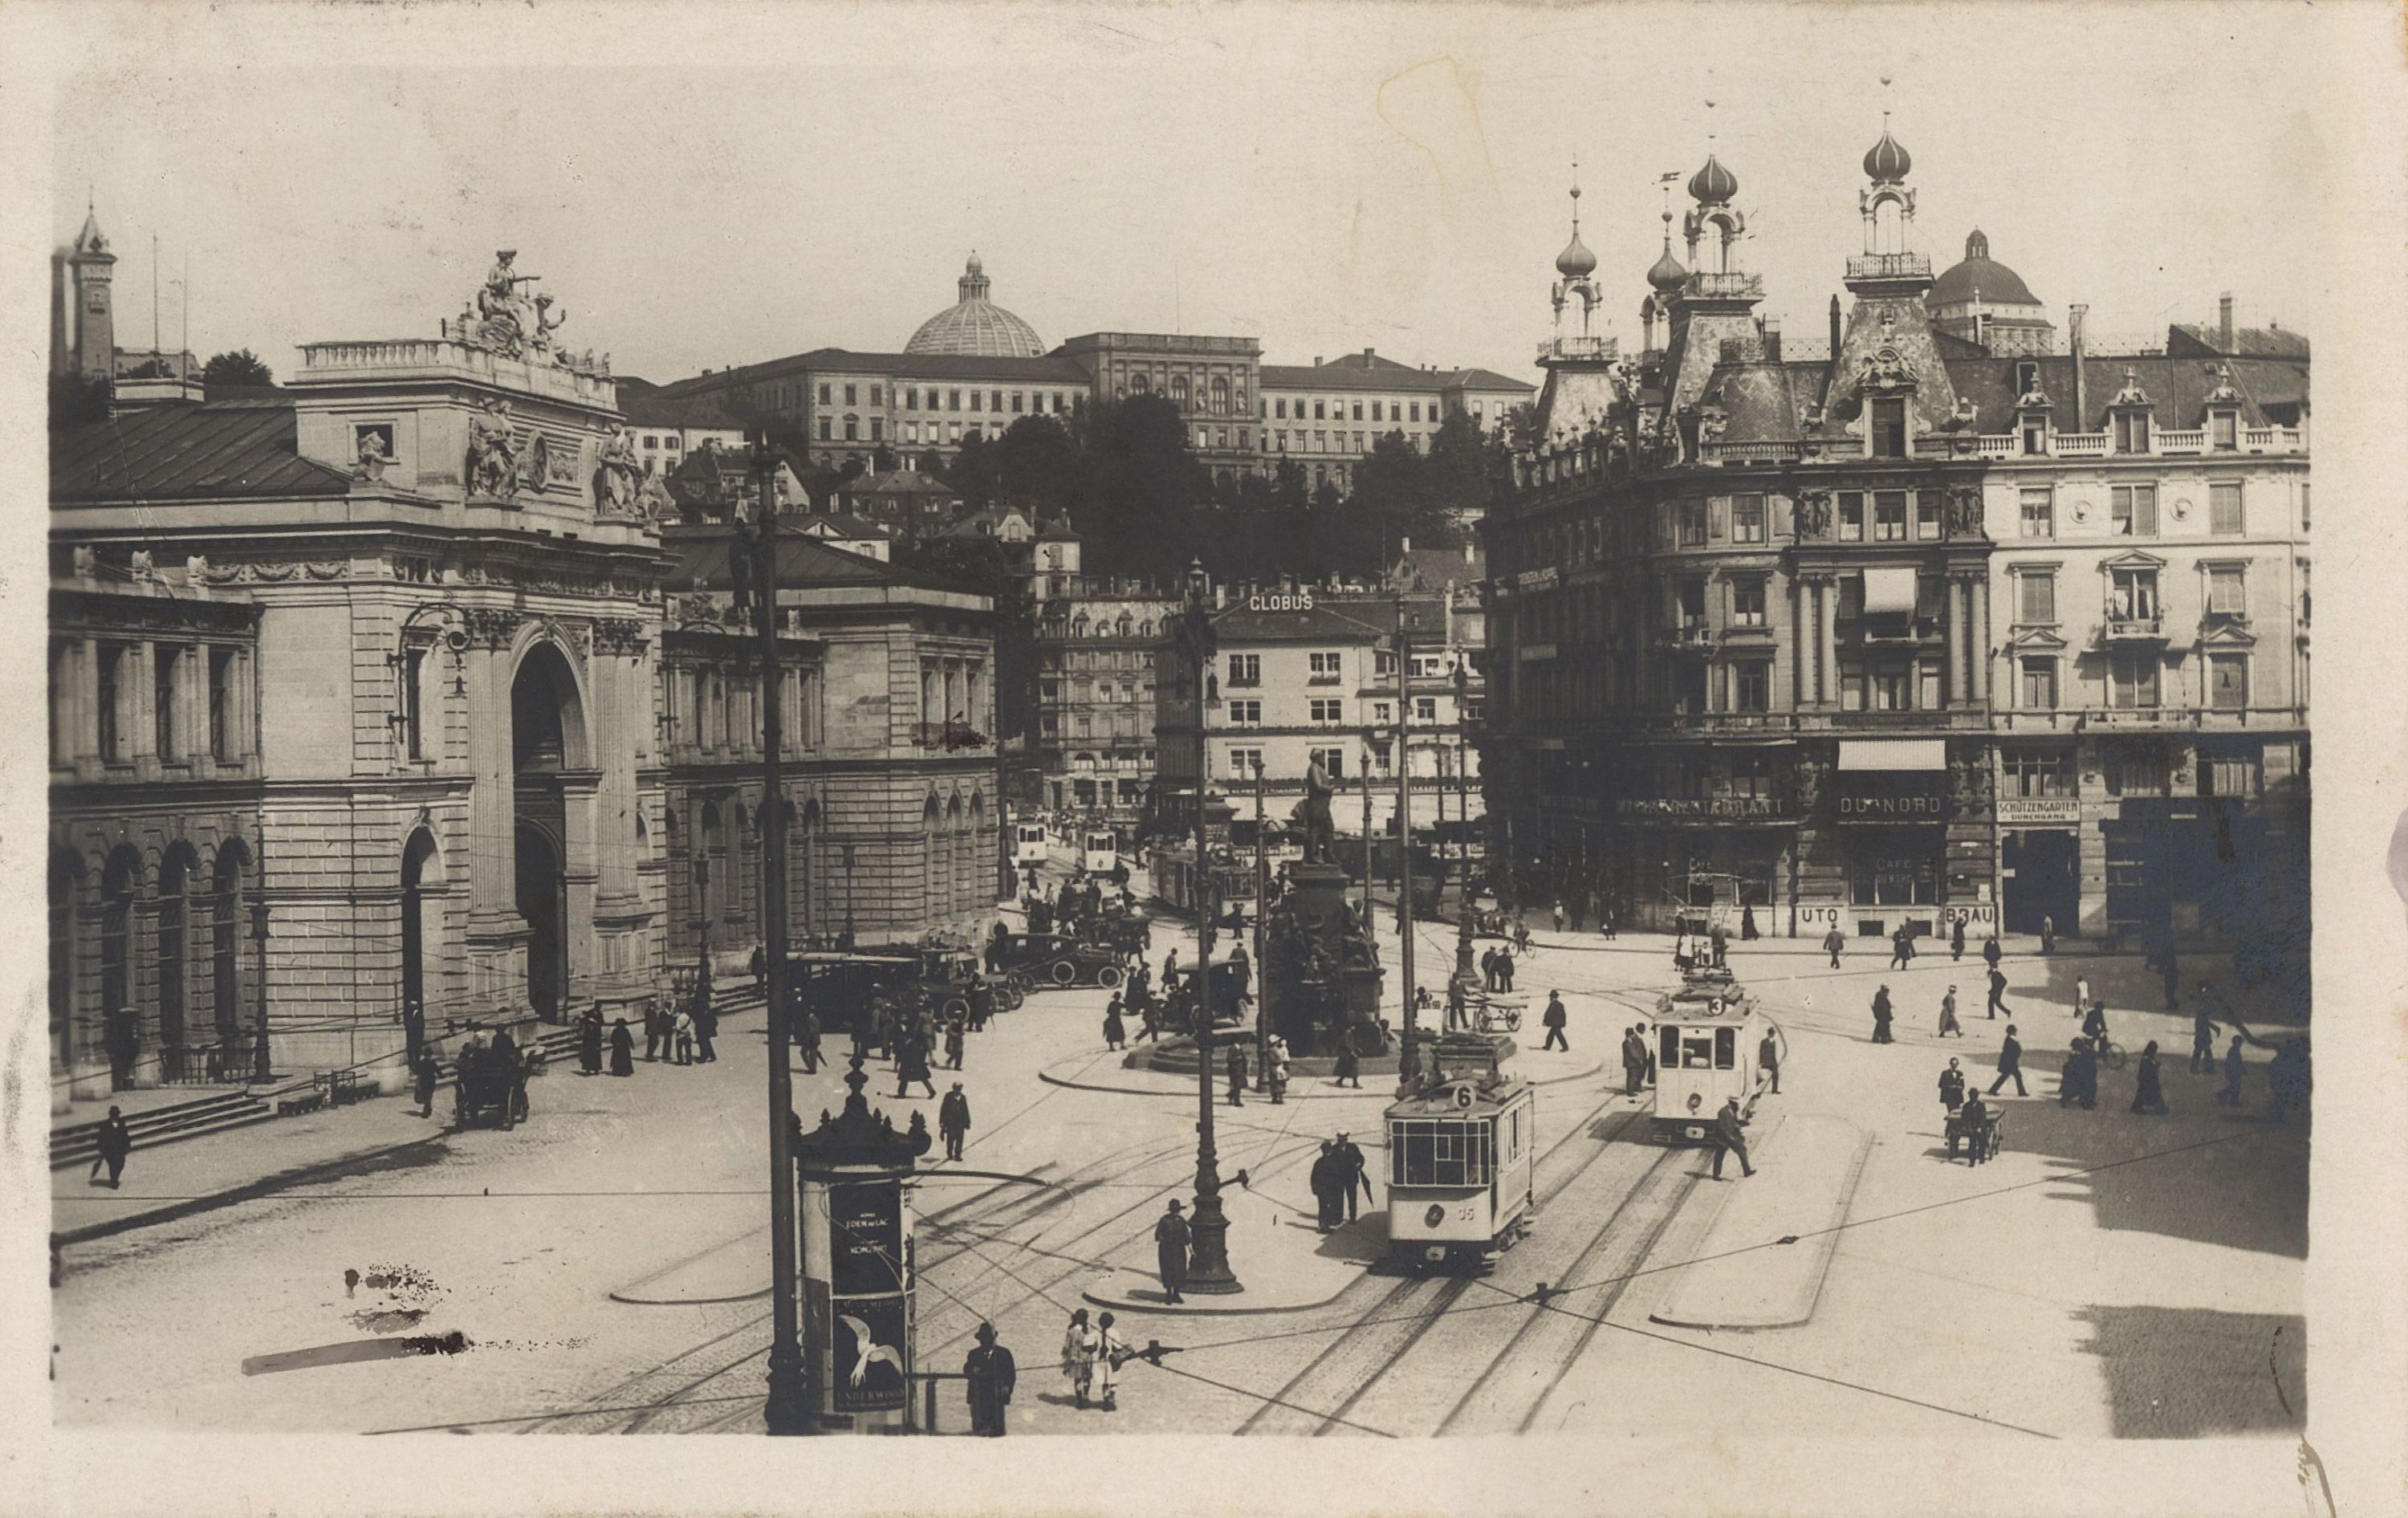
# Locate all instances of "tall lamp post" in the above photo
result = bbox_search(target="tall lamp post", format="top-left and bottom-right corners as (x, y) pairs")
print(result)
(1453, 654), (1476, 983)
(742, 433), (807, 1435)
(1251, 756), (1270, 1076)
(1178, 560), (1240, 1293)
(1392, 596), (1418, 1093)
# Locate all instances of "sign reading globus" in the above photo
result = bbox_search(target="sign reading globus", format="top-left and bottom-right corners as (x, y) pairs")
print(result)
(1247, 591), (1314, 612)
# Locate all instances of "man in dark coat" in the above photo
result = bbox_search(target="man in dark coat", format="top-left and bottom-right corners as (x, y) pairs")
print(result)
(607, 1017), (635, 1076)
(896, 1030), (937, 1098)
(1982, 934), (2003, 971)
(1310, 1140), (1341, 1231)
(694, 1001), (718, 1064)
(1988, 1025), (2028, 1096)
(2060, 1039), (2097, 1109)
(1950, 918), (1966, 961)
(578, 1007), (604, 1075)
(1986, 966), (2010, 1020)
(750, 944), (767, 996)
(2190, 1008), (2218, 1075)
(1225, 1044), (1247, 1106)
(1823, 926), (1845, 969)
(644, 996), (666, 1061)
(799, 1009), (823, 1074)
(1498, 950), (1516, 992)
(1336, 1131), (1374, 1221)
(1871, 986), (1895, 1044)
(1759, 1028), (1781, 1095)
(1332, 1028), (1361, 1089)
(1480, 946), (1499, 992)
(413, 1048), (443, 1118)
(938, 1083), (971, 1161)
(89, 1106), (132, 1189)
(1889, 926), (1914, 971)
(2215, 1036), (2247, 1107)
(1153, 1199), (1190, 1304)
(1710, 1096), (1755, 1179)
(964, 1323), (1015, 1437)
(1708, 922), (1728, 967)
(944, 1018), (966, 1070)
(2160, 948), (2181, 1010)
(1540, 991), (1569, 1052)
(1622, 1027), (1648, 1097)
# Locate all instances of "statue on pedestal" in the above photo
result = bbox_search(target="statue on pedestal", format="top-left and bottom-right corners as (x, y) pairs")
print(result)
(1296, 754), (1337, 865)
(467, 398), (523, 497)
(471, 250), (542, 356)
(596, 426), (642, 515)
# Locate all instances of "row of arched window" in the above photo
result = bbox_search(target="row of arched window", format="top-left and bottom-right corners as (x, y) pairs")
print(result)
(51, 836), (254, 1087)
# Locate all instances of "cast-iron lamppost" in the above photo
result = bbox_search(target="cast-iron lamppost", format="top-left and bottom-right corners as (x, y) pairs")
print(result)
(1453, 653), (1476, 984)
(737, 432), (808, 1435)
(1177, 560), (1240, 1293)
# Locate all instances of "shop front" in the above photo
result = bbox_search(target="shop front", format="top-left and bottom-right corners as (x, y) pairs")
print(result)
(1997, 796), (2081, 936)
(1809, 737), (1990, 941)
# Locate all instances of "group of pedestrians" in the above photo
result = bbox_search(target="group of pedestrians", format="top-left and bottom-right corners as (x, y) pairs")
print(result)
(1309, 1133), (1375, 1230)
(638, 993), (715, 1068)
(1478, 946), (1519, 992)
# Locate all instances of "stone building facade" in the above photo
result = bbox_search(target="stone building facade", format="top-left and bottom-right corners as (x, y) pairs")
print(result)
(1480, 132), (2307, 947)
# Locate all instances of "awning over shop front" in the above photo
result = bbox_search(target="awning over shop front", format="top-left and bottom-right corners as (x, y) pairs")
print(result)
(1837, 737), (1946, 771)
(1861, 566), (1919, 615)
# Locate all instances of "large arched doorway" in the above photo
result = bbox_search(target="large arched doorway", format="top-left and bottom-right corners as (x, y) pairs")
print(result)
(512, 644), (584, 1020)
(157, 844), (196, 1060)
(401, 829), (438, 1024)
(211, 840), (251, 1047)
(100, 847), (140, 1087)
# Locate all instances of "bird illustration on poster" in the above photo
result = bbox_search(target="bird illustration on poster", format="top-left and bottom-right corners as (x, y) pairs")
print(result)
(838, 1313), (905, 1389)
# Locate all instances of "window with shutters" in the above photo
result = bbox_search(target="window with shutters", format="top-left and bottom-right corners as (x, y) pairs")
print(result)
(2016, 571), (2056, 624)
(2019, 657), (2057, 710)
(2109, 652), (2161, 710)
(2210, 482), (2244, 535)
(2208, 653), (2248, 710)
(2111, 485), (2157, 536)
(2020, 489), (2054, 539)
(2207, 566), (2247, 622)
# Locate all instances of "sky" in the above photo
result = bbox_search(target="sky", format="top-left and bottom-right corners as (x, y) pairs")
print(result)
(41, 3), (2333, 390)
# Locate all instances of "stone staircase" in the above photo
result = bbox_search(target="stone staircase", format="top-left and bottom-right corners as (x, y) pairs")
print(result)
(51, 1089), (275, 1170)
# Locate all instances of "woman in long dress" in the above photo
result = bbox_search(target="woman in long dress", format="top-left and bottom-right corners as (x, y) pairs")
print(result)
(608, 1017), (636, 1076)
(1060, 1308), (1097, 1409)
(578, 1007), (604, 1075)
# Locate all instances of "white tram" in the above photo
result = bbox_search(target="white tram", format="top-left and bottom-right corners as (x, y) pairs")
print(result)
(1385, 1068), (1536, 1272)
(1081, 828), (1120, 876)
(1650, 967), (1772, 1144)
(1012, 822), (1050, 868)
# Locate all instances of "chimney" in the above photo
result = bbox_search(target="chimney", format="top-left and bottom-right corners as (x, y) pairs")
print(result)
(2218, 292), (2235, 350)
(1828, 295), (1842, 361)
(1364, 348), (1375, 363)
(1313, 356), (1323, 368)
(1214, 582), (1226, 610)
(1761, 316), (1782, 363)
(2068, 303), (2089, 425)
(1400, 535), (1412, 556)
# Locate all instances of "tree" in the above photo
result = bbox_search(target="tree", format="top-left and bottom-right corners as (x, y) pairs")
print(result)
(947, 432), (1002, 507)
(1076, 393), (1211, 584)
(201, 348), (272, 388)
(871, 445), (899, 474)
(991, 413), (1083, 518)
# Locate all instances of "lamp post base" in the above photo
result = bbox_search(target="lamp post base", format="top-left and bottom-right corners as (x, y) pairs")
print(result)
(765, 1342), (811, 1435)
(1182, 1190), (1245, 1294)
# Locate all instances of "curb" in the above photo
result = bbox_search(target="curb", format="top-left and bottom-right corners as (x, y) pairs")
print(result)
(1647, 1121), (1873, 1333)
(1077, 1274), (1356, 1317)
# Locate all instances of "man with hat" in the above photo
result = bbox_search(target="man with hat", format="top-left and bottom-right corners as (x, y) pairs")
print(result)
(963, 1322), (1016, 1437)
(1153, 1199), (1190, 1304)
(938, 1082), (972, 1161)
(1336, 1131), (1373, 1222)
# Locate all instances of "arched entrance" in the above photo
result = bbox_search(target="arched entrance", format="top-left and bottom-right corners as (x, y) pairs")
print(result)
(212, 840), (252, 1046)
(100, 846), (140, 1088)
(401, 828), (438, 1025)
(157, 843), (196, 1058)
(512, 644), (585, 1021)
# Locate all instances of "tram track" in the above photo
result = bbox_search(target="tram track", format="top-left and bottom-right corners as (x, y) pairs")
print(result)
(1234, 1089), (1640, 1437)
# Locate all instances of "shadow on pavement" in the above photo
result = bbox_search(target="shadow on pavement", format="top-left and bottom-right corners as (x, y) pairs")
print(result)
(2076, 1304), (2305, 1437)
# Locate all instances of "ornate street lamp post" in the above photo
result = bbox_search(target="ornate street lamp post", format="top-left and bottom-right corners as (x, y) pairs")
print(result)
(1178, 560), (1240, 1293)
(742, 433), (807, 1435)
(1454, 654), (1476, 983)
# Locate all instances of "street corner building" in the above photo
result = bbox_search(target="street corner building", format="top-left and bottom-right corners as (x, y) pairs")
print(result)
(1479, 132), (2308, 951)
(45, 226), (1003, 1111)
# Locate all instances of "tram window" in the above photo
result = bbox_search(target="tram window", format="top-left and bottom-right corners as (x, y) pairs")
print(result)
(1661, 1027), (1680, 1069)
(1393, 1120), (1491, 1187)
(1681, 1035), (1715, 1069)
(1715, 1028), (1736, 1069)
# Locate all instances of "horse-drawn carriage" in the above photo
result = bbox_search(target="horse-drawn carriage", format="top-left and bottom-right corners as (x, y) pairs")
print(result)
(453, 1042), (527, 1130)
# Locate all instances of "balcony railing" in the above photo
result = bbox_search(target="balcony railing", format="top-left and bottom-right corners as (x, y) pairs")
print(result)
(1845, 252), (1933, 282)
(2099, 612), (2166, 642)
(1699, 440), (1803, 464)
(2052, 432), (2108, 458)
(1538, 335), (1619, 363)
(2154, 429), (2207, 454)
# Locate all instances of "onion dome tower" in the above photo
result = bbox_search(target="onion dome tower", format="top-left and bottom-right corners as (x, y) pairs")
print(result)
(1682, 154), (1745, 275)
(1549, 168), (1603, 340)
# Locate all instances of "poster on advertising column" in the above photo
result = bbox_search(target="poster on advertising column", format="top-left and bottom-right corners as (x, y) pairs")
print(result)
(826, 1179), (910, 1413)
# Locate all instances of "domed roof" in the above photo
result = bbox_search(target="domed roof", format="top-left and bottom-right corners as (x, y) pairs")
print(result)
(1647, 244), (1689, 292)
(906, 253), (1045, 358)
(1863, 128), (1911, 182)
(1556, 230), (1598, 279)
(1927, 229), (2042, 310)
(1688, 154), (1739, 205)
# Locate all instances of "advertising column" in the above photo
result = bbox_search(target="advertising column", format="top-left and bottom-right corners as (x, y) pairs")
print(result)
(796, 1048), (930, 1433)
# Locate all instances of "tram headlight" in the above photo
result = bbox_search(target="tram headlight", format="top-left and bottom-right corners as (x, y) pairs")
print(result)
(1686, 1093), (1702, 1113)
(1425, 1203), (1446, 1229)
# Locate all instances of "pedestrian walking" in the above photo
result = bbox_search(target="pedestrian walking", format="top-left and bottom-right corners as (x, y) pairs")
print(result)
(1552, 900), (1567, 934)
(2081, 1000), (2109, 1049)
(1950, 918), (1966, 961)
(694, 1002), (718, 1064)
(750, 944), (767, 997)
(1938, 986), (1963, 1038)
(896, 1031), (937, 1098)
(1871, 986), (1895, 1044)
(672, 1007), (695, 1065)
(965, 1323), (1015, 1437)
(2268, 1040), (2310, 1123)
(938, 1082), (971, 1160)
(1621, 1027), (1647, 1097)
(1710, 1095), (1755, 1179)
(643, 997), (665, 1061)
(2131, 1041), (2167, 1114)
(608, 1017), (635, 1076)
(413, 1048), (442, 1118)
(1162, 948), (1178, 987)
(578, 1006), (604, 1076)
(945, 1018), (966, 1071)
(1265, 1036), (1291, 1104)
(1823, 925), (1845, 969)
(1889, 926), (1915, 971)
(1938, 1058), (1966, 1113)
(1154, 1199), (1190, 1304)
(1103, 995), (1126, 1052)
(2060, 1039), (2097, 1109)
(1709, 921), (1729, 968)
(799, 1010), (823, 1074)
(2040, 914), (2056, 955)
(2215, 1036), (2246, 1107)
(87, 1106), (132, 1189)
(1541, 991), (1569, 1052)
(2189, 1008), (2216, 1075)
(1498, 950), (1517, 992)
(1741, 903), (1759, 942)
(1333, 1029), (1361, 1089)
(1986, 966), (2009, 1019)
(1982, 934), (2002, 971)
(1092, 1312), (1126, 1412)
(1600, 902), (1617, 940)
(1337, 1132), (1373, 1220)
(1311, 1140), (1342, 1231)
(1136, 998), (1161, 1044)
(1955, 1091), (1992, 1166)
(2073, 975), (2093, 1020)
(1446, 978), (1470, 1032)
(1988, 1025), (2028, 1096)
(1061, 1308), (1099, 1409)
(1226, 1044), (1247, 1106)
(1759, 1028), (1781, 1094)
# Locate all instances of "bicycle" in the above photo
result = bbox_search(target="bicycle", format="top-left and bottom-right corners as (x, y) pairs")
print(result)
(2092, 1033), (2127, 1072)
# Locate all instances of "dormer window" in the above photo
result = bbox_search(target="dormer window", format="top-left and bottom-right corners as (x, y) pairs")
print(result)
(1871, 398), (1908, 458)
(2211, 410), (2239, 450)
(2015, 361), (2040, 395)
(2113, 409), (2150, 454)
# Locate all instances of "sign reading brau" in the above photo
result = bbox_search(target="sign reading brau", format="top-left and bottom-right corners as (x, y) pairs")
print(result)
(1836, 771), (1951, 824)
